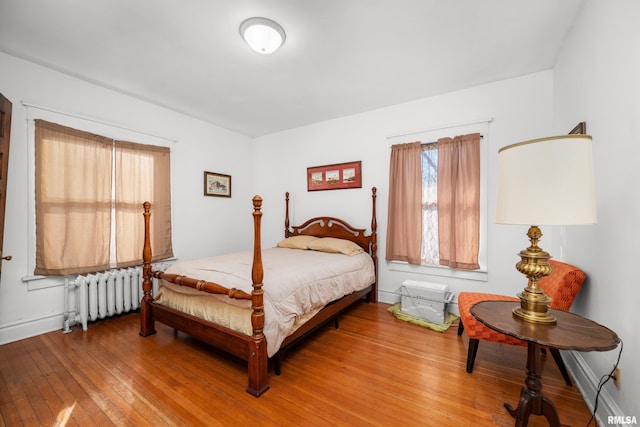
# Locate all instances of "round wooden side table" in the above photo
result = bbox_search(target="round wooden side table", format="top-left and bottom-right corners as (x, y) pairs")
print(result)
(470, 300), (619, 427)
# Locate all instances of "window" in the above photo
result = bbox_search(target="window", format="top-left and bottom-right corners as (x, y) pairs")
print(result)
(34, 120), (173, 276)
(421, 143), (439, 264)
(386, 128), (487, 278)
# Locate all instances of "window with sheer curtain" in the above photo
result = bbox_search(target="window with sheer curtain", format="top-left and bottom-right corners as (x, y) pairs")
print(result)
(386, 133), (481, 270)
(34, 120), (173, 276)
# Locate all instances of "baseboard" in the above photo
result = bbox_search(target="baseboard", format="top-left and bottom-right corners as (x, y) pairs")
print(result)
(378, 289), (399, 305)
(0, 312), (64, 345)
(564, 350), (628, 426)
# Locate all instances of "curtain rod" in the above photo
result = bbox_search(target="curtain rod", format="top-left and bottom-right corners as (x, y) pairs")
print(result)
(421, 134), (483, 147)
(386, 117), (493, 139)
(21, 101), (178, 144)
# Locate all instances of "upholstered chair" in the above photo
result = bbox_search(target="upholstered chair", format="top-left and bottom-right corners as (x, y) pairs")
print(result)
(457, 260), (586, 386)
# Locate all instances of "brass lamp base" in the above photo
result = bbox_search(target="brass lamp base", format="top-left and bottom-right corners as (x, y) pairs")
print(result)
(512, 289), (557, 324)
(512, 225), (557, 325)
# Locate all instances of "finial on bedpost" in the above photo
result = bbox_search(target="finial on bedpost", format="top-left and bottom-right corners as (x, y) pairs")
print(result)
(140, 201), (156, 336)
(252, 195), (263, 269)
(284, 192), (290, 238)
(142, 202), (151, 265)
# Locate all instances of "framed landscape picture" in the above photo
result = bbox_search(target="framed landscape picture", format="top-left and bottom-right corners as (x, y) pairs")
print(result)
(204, 171), (231, 197)
(307, 161), (362, 191)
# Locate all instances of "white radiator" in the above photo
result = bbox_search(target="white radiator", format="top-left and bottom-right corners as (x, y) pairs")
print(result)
(62, 262), (171, 333)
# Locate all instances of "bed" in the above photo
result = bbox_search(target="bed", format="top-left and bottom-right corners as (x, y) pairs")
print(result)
(139, 187), (378, 397)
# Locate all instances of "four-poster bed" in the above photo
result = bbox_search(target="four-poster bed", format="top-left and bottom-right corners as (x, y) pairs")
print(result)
(139, 187), (378, 396)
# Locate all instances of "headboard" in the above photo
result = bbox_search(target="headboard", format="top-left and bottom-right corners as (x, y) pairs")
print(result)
(284, 187), (377, 255)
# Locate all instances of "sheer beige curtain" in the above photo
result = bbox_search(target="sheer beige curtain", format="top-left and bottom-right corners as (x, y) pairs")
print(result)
(115, 141), (173, 267)
(437, 133), (480, 270)
(421, 143), (439, 264)
(34, 120), (112, 275)
(386, 142), (422, 264)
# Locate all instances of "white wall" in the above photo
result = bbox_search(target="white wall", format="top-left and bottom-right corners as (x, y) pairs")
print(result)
(253, 71), (556, 308)
(0, 52), (255, 343)
(553, 0), (638, 421)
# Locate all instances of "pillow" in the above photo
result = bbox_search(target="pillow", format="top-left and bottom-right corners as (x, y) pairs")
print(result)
(307, 237), (364, 256)
(276, 235), (319, 250)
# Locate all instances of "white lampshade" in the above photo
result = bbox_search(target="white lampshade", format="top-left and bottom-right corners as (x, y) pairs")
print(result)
(496, 135), (597, 225)
(240, 17), (286, 55)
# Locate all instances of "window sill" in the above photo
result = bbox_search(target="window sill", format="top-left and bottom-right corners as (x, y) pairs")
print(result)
(22, 275), (67, 291)
(387, 261), (488, 282)
(21, 257), (177, 291)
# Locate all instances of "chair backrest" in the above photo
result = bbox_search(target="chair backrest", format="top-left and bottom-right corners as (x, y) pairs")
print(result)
(538, 260), (585, 312)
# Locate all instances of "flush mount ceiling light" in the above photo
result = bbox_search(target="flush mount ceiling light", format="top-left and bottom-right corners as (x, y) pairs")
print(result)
(240, 17), (286, 55)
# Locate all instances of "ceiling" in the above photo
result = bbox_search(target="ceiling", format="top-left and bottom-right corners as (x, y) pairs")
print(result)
(0, 1), (585, 137)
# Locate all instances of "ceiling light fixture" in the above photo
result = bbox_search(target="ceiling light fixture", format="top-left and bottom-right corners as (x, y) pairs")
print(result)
(240, 17), (286, 55)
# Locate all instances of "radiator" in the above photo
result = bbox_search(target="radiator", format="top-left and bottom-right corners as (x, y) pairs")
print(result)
(62, 262), (171, 333)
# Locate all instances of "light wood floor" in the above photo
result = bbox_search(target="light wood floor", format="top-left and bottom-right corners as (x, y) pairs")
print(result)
(0, 301), (594, 426)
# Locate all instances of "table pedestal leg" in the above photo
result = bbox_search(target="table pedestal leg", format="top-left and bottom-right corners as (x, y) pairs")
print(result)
(504, 342), (561, 427)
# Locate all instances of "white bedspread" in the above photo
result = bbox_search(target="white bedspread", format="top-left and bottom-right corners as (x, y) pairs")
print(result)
(155, 247), (375, 357)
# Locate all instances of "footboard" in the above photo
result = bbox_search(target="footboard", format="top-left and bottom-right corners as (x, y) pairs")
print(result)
(147, 271), (253, 301)
(139, 196), (269, 396)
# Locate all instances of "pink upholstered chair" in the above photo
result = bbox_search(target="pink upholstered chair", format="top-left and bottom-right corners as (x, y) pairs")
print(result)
(457, 260), (585, 385)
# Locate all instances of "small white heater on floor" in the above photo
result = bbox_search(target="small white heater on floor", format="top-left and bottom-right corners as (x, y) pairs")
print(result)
(397, 280), (454, 324)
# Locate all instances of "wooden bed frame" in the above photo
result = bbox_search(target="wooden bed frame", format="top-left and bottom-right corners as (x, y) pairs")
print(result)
(139, 187), (378, 397)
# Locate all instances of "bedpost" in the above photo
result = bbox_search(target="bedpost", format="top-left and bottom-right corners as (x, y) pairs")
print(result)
(370, 187), (378, 303)
(139, 201), (156, 336)
(284, 191), (290, 238)
(248, 195), (269, 396)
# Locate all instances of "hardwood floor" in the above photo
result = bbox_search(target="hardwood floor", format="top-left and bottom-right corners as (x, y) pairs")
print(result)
(0, 301), (593, 426)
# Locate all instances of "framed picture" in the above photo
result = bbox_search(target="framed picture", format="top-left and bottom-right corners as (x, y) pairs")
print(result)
(307, 161), (362, 191)
(204, 171), (231, 197)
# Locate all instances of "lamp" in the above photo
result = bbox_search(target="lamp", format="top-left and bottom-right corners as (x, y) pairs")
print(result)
(240, 17), (286, 55)
(496, 134), (597, 324)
